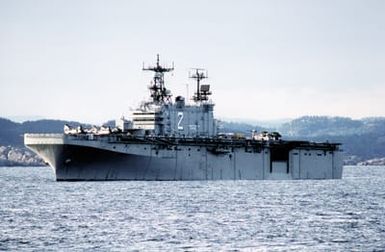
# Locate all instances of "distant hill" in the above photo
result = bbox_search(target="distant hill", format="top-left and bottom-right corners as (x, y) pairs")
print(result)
(277, 116), (385, 162)
(278, 116), (385, 137)
(1, 116), (385, 165)
(218, 116), (385, 162)
(0, 118), (85, 147)
(219, 121), (265, 135)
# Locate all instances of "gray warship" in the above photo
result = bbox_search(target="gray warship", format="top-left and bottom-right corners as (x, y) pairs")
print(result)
(25, 55), (343, 181)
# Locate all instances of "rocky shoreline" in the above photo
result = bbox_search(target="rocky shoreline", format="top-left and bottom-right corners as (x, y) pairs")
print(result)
(0, 146), (45, 167)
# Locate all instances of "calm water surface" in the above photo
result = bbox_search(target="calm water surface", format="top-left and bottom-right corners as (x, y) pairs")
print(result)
(1, 166), (385, 251)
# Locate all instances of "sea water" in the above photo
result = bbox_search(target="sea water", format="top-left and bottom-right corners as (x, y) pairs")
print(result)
(0, 166), (384, 251)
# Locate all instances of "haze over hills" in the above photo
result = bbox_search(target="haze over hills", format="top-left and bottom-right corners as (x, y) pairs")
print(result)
(278, 116), (385, 164)
(1, 116), (385, 166)
(0, 118), (86, 147)
(218, 117), (293, 128)
(279, 116), (385, 137)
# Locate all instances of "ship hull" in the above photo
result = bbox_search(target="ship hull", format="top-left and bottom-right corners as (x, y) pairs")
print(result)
(25, 134), (343, 181)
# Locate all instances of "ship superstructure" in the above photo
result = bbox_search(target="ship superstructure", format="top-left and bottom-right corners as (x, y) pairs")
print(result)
(25, 55), (343, 181)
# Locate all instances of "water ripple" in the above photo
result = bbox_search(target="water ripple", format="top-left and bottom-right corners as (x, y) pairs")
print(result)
(1, 166), (385, 250)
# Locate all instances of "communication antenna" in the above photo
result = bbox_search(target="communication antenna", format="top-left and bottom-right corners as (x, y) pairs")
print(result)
(142, 54), (174, 104)
(186, 83), (189, 104)
(189, 68), (211, 102)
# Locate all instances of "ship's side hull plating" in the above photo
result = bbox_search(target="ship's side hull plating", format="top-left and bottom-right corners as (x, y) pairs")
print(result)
(25, 134), (343, 181)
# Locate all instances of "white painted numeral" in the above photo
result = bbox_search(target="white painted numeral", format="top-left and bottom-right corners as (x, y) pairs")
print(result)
(177, 112), (184, 130)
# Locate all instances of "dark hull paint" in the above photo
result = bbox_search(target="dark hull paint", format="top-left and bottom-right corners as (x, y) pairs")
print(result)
(26, 142), (343, 181)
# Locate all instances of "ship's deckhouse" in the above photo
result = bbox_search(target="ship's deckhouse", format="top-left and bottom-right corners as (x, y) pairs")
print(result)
(163, 102), (216, 137)
(132, 58), (217, 137)
(132, 111), (161, 130)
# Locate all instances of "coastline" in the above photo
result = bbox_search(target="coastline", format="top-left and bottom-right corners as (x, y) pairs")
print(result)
(0, 145), (45, 167)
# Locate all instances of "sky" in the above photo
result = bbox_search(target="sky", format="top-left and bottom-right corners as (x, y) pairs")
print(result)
(1, 0), (384, 124)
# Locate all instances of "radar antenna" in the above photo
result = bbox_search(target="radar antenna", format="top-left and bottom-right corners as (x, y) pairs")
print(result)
(189, 68), (211, 102)
(142, 54), (174, 104)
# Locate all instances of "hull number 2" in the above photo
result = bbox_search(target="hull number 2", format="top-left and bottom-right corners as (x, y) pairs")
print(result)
(177, 112), (184, 130)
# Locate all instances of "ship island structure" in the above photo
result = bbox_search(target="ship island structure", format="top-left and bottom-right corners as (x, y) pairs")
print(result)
(25, 55), (343, 181)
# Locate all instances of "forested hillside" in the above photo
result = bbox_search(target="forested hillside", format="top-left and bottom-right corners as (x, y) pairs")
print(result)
(1, 116), (385, 165)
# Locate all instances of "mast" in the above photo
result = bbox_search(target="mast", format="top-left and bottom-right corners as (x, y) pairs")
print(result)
(190, 68), (211, 102)
(142, 54), (174, 104)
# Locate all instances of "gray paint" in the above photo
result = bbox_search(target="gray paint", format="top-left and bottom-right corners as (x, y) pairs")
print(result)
(23, 62), (343, 181)
(25, 134), (343, 181)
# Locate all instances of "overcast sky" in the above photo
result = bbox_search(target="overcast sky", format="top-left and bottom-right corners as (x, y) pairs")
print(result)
(1, 0), (384, 124)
